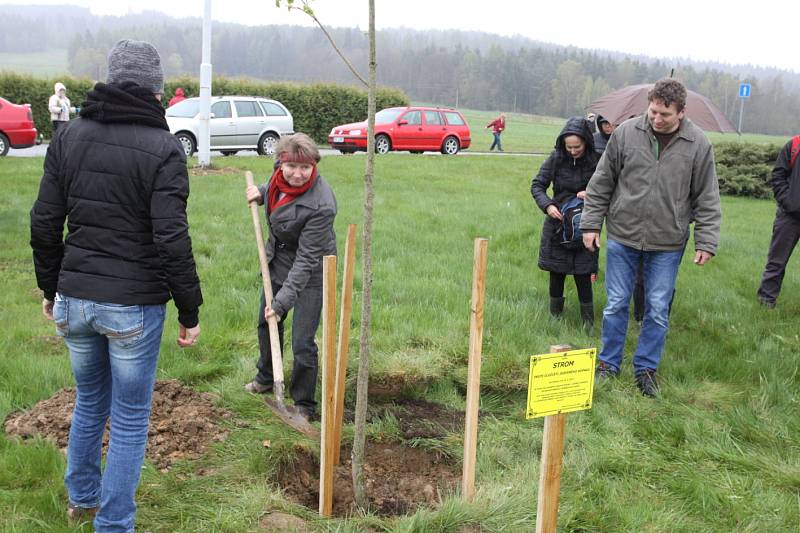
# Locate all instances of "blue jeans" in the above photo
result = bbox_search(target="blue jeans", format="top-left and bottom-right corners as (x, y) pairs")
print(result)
(490, 132), (502, 151)
(599, 239), (684, 375)
(54, 294), (166, 533)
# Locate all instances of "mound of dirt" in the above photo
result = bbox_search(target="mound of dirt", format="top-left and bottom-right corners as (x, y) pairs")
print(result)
(3, 379), (234, 471)
(277, 441), (460, 517)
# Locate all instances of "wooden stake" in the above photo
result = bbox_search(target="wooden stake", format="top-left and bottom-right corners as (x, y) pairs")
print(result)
(319, 255), (337, 517)
(535, 344), (572, 533)
(333, 224), (357, 466)
(462, 238), (489, 502)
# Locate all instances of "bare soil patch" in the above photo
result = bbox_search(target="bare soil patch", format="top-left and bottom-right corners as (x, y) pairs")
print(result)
(189, 166), (241, 176)
(3, 379), (234, 471)
(276, 440), (460, 517)
(345, 397), (466, 440)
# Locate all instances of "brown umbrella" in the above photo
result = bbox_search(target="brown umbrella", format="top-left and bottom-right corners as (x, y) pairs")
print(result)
(588, 83), (737, 133)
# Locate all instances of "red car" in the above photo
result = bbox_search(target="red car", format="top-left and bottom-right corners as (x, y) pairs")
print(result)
(0, 97), (38, 156)
(328, 106), (471, 155)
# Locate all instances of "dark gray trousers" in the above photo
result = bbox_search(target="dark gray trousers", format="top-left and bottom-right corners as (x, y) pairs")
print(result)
(758, 208), (800, 304)
(255, 281), (323, 411)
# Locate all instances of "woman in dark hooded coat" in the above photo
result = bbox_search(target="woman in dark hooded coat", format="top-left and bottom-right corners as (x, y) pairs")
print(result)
(531, 116), (601, 325)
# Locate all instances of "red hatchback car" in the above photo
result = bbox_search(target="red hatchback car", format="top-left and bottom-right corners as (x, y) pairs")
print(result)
(328, 106), (471, 155)
(0, 97), (38, 156)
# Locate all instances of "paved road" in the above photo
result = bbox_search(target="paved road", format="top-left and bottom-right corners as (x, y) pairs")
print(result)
(6, 144), (541, 158)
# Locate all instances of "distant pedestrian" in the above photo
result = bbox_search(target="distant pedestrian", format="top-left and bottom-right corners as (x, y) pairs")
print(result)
(586, 112), (597, 134)
(31, 39), (202, 531)
(168, 87), (186, 107)
(582, 78), (721, 397)
(48, 82), (76, 134)
(531, 116), (600, 327)
(593, 115), (614, 154)
(486, 113), (506, 151)
(757, 135), (800, 308)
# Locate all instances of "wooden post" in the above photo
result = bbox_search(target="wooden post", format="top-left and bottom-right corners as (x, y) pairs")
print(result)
(535, 344), (571, 533)
(462, 238), (489, 502)
(333, 224), (357, 466)
(319, 256), (337, 517)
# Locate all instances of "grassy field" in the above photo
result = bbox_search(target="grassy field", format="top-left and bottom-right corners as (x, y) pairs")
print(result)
(0, 49), (70, 77)
(2, 153), (800, 532)
(453, 108), (785, 154)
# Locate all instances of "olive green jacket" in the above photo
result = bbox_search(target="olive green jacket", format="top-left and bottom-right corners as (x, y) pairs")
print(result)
(581, 114), (721, 254)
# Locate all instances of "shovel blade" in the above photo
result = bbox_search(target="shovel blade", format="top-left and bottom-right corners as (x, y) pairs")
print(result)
(264, 397), (319, 437)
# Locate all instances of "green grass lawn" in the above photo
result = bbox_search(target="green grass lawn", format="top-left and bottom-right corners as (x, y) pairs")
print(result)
(2, 154), (799, 532)
(416, 106), (786, 155)
(0, 49), (70, 77)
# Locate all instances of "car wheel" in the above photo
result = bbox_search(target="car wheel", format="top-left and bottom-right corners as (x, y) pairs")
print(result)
(441, 136), (460, 155)
(375, 134), (391, 154)
(0, 133), (8, 157)
(221, 150), (238, 156)
(175, 133), (196, 158)
(258, 132), (280, 156)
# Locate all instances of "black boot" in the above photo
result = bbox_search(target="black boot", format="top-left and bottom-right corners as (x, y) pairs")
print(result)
(550, 297), (565, 318)
(580, 301), (594, 329)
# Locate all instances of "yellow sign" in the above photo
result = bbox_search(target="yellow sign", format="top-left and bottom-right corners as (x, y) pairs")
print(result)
(526, 348), (596, 419)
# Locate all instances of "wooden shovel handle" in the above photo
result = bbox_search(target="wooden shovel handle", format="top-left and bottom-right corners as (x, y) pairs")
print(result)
(245, 171), (284, 390)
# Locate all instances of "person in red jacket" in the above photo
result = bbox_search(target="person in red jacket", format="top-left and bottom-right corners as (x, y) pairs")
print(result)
(486, 113), (506, 151)
(168, 87), (186, 107)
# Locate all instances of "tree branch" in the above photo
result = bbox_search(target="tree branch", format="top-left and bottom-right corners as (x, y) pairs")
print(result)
(287, 4), (368, 87)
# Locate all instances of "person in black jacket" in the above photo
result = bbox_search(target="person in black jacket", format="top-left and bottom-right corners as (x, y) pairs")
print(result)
(593, 115), (614, 154)
(30, 39), (202, 532)
(757, 136), (800, 307)
(532, 117), (601, 326)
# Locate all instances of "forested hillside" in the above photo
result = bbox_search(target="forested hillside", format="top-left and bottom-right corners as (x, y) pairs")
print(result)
(2, 4), (798, 135)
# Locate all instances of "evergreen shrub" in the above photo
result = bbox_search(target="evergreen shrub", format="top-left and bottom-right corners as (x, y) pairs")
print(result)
(0, 72), (408, 143)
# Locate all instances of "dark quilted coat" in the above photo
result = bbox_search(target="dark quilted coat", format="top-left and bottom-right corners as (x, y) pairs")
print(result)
(531, 116), (601, 275)
(30, 86), (202, 327)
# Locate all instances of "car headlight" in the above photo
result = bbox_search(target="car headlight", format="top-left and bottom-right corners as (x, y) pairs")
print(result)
(349, 129), (361, 135)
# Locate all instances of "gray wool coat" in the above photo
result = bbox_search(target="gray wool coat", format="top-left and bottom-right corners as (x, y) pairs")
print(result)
(258, 176), (337, 316)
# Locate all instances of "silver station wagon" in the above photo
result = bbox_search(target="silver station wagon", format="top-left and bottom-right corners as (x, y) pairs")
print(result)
(166, 96), (294, 157)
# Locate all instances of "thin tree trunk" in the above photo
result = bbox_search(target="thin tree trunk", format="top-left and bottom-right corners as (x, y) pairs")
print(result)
(351, 0), (376, 510)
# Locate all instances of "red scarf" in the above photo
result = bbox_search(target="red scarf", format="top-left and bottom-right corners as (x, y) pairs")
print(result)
(267, 165), (318, 215)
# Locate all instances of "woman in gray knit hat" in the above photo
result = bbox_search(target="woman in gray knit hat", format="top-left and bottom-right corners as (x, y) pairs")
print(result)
(31, 39), (202, 532)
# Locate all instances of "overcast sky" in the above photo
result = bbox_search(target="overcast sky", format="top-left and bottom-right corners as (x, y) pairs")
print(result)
(6, 0), (796, 73)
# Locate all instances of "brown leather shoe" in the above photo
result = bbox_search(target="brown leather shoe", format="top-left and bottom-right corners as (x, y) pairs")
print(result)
(67, 504), (98, 526)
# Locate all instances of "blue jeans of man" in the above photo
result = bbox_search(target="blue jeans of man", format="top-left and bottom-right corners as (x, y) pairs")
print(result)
(490, 132), (502, 151)
(599, 239), (684, 375)
(54, 294), (166, 533)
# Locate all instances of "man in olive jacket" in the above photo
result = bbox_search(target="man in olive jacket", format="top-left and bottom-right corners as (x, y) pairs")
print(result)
(581, 78), (721, 397)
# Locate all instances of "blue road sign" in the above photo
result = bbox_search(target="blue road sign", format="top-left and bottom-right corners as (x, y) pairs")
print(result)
(739, 83), (751, 98)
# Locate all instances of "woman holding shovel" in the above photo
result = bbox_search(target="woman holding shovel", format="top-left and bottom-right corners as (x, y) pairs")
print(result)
(244, 133), (337, 423)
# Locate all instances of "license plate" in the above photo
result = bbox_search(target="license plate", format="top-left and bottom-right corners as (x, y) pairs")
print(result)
(333, 136), (344, 143)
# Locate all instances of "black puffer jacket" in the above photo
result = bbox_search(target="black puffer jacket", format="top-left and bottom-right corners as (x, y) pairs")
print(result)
(531, 116), (601, 275)
(593, 115), (612, 154)
(30, 82), (203, 327)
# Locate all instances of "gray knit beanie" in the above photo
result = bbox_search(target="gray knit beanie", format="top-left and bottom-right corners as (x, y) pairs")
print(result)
(106, 39), (164, 94)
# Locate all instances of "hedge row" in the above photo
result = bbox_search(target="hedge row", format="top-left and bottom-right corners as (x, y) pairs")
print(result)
(0, 73), (409, 143)
(714, 141), (786, 200)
